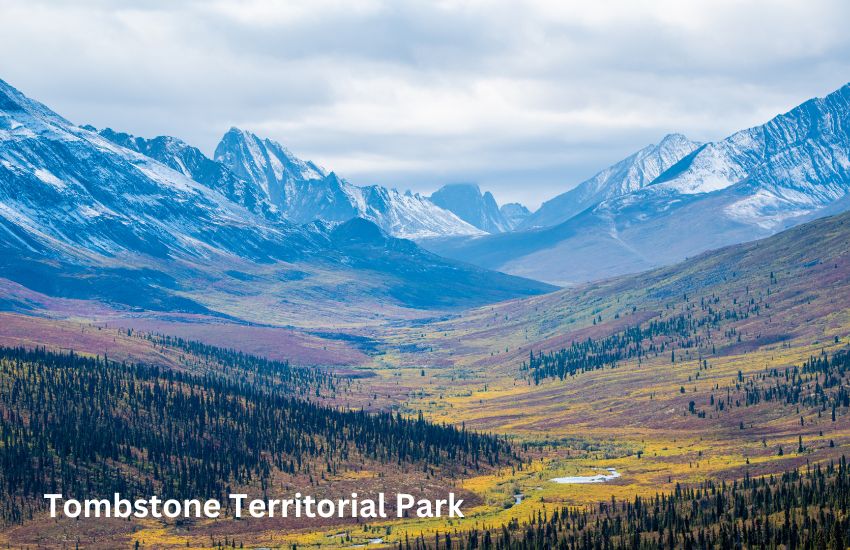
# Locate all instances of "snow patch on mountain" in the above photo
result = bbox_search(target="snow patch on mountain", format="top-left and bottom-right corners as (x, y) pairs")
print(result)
(33, 168), (65, 189)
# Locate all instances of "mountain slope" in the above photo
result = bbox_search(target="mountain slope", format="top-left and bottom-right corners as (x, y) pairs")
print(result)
(214, 128), (483, 239)
(324, 217), (555, 308)
(425, 84), (850, 285)
(0, 78), (553, 321)
(93, 127), (274, 216)
(520, 133), (701, 229)
(415, 203), (850, 390)
(650, 84), (850, 228)
(429, 183), (511, 233)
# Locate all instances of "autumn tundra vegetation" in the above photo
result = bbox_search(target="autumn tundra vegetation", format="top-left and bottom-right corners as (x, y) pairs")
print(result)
(0, 208), (847, 548)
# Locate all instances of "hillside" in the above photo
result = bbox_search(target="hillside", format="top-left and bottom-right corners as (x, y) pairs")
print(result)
(0, 343), (512, 547)
(406, 207), (850, 385)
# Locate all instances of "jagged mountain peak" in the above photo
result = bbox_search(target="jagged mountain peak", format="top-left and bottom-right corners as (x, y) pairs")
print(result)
(214, 129), (482, 238)
(429, 183), (511, 233)
(499, 202), (531, 229)
(658, 132), (692, 146)
(91, 126), (275, 216)
(214, 128), (326, 204)
(219, 127), (326, 179)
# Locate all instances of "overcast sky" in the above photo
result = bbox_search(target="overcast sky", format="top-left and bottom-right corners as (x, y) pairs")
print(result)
(1, 0), (849, 209)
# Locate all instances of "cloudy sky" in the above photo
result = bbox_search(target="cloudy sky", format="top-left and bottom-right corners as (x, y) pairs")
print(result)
(1, 0), (848, 208)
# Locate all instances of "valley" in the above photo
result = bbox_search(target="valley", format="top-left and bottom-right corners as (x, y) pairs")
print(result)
(2, 75), (850, 548)
(1, 206), (849, 548)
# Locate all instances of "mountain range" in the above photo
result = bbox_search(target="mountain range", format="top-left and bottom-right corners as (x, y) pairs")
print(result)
(2, 74), (850, 309)
(0, 78), (553, 321)
(93, 125), (484, 240)
(91, 126), (277, 217)
(213, 127), (487, 239)
(424, 83), (850, 285)
(95, 125), (531, 238)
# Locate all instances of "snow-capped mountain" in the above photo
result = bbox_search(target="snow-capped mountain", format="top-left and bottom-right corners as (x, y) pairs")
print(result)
(520, 133), (701, 229)
(0, 81), (307, 266)
(93, 127), (275, 217)
(345, 183), (486, 239)
(0, 78), (553, 316)
(214, 128), (482, 239)
(650, 85), (850, 229)
(214, 127), (327, 213)
(424, 83), (850, 285)
(499, 202), (531, 230)
(428, 183), (511, 233)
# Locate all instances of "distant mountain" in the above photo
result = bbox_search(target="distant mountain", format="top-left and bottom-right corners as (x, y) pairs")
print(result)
(500, 202), (531, 229)
(428, 183), (511, 233)
(214, 128), (482, 239)
(519, 133), (701, 229)
(424, 83), (850, 285)
(0, 78), (554, 319)
(93, 127), (274, 216)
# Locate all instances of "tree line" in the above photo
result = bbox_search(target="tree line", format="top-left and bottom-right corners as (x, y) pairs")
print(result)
(143, 332), (343, 398)
(0, 346), (513, 525)
(687, 347), (850, 423)
(522, 312), (724, 384)
(522, 284), (782, 385)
